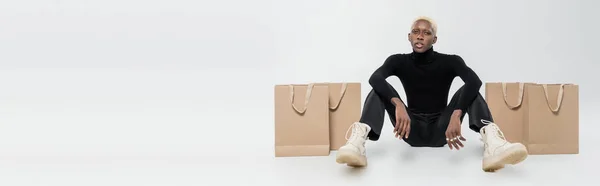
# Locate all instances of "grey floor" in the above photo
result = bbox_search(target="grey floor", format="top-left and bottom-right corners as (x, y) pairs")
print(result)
(0, 115), (595, 186)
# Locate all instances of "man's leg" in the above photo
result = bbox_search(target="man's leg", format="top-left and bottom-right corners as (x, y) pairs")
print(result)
(359, 88), (400, 141)
(358, 87), (429, 144)
(337, 86), (430, 167)
(335, 88), (397, 167)
(436, 85), (528, 172)
(436, 85), (494, 136)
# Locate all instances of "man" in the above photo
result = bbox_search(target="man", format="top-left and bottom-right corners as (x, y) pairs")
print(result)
(335, 16), (528, 172)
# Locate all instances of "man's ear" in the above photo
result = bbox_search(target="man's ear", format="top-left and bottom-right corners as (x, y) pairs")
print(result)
(432, 36), (437, 44)
(407, 33), (412, 42)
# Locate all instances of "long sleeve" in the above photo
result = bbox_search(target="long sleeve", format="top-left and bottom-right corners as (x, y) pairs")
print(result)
(451, 55), (482, 111)
(368, 55), (402, 105)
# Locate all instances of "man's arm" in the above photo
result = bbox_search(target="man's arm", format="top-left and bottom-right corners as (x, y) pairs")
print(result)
(368, 55), (404, 106)
(451, 55), (483, 113)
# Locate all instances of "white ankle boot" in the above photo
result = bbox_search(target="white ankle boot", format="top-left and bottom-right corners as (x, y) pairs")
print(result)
(480, 119), (528, 172)
(336, 122), (371, 167)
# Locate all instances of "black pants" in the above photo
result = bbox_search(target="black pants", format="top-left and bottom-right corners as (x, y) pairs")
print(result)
(359, 85), (494, 147)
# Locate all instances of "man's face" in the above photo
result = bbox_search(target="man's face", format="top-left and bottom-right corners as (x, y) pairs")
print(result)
(408, 20), (437, 53)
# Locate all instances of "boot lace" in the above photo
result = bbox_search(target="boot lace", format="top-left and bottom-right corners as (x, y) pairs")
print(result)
(344, 122), (366, 146)
(481, 119), (507, 140)
(481, 119), (508, 151)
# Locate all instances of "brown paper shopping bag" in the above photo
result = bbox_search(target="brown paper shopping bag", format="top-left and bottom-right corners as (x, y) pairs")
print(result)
(485, 82), (534, 143)
(525, 84), (579, 154)
(274, 84), (330, 157)
(320, 83), (362, 150)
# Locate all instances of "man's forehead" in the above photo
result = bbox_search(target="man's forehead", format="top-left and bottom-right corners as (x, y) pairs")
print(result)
(412, 20), (433, 29)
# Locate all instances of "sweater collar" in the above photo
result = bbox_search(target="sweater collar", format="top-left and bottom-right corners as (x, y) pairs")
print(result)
(411, 47), (436, 64)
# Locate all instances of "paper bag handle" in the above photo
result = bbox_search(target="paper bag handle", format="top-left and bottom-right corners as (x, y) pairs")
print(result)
(502, 82), (525, 109)
(289, 84), (314, 114)
(542, 84), (568, 113)
(329, 83), (348, 110)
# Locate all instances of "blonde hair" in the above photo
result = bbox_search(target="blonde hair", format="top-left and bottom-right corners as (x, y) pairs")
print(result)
(412, 16), (437, 36)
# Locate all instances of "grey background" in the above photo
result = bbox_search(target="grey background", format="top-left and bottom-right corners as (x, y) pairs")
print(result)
(0, 0), (597, 185)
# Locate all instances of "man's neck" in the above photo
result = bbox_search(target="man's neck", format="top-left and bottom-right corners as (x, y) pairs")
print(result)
(411, 47), (435, 64)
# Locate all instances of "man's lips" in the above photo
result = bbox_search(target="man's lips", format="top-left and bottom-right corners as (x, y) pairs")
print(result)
(414, 43), (424, 48)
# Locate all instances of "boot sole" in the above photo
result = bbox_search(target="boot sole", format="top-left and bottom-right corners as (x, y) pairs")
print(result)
(335, 149), (367, 167)
(482, 143), (528, 172)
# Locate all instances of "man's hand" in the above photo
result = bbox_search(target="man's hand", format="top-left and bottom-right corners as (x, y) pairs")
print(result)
(393, 103), (411, 139)
(445, 109), (466, 150)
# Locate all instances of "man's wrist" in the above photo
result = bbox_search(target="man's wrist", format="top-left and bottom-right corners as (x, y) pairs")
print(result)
(391, 97), (404, 107)
(452, 109), (463, 117)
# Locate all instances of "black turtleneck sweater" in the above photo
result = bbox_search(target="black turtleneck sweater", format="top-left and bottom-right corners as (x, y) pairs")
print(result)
(368, 48), (482, 113)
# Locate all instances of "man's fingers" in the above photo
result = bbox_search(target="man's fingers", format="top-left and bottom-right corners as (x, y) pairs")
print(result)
(404, 121), (411, 139)
(394, 119), (400, 137)
(447, 132), (460, 150)
(452, 131), (461, 150)
(455, 138), (464, 148)
(446, 133), (453, 150)
(399, 119), (406, 138)
(452, 131), (464, 149)
(395, 122), (403, 138)
(399, 120), (406, 139)
(401, 119), (408, 138)
(451, 139), (460, 150)
(449, 137), (457, 150)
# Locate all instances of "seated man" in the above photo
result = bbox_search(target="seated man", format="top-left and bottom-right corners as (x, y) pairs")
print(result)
(335, 16), (528, 172)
